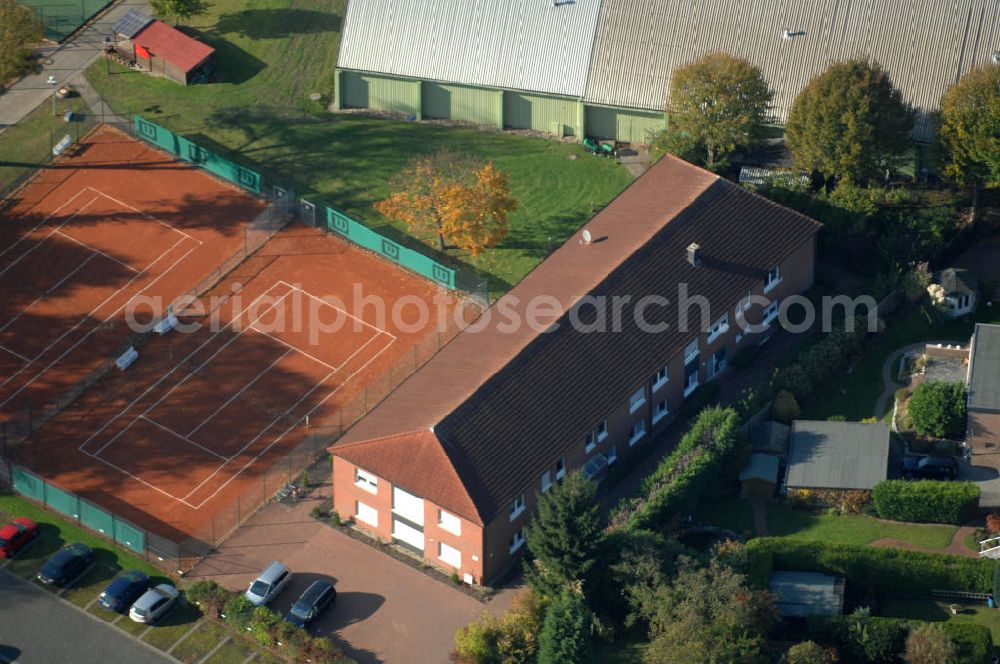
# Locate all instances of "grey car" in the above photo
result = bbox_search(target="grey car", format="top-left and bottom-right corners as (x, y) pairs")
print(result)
(128, 583), (179, 624)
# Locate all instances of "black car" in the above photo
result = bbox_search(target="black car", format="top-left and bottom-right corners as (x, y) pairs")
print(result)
(285, 581), (336, 628)
(99, 570), (149, 613)
(36, 543), (93, 586)
(902, 454), (959, 480)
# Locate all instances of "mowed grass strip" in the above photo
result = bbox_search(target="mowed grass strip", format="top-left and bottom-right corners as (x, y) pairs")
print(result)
(171, 619), (231, 663)
(142, 600), (203, 651)
(765, 502), (957, 549)
(62, 561), (118, 608)
(85, 0), (632, 292)
(205, 634), (261, 664)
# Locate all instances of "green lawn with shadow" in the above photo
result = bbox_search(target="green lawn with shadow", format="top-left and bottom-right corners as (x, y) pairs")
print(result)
(882, 597), (1000, 646)
(142, 600), (202, 651)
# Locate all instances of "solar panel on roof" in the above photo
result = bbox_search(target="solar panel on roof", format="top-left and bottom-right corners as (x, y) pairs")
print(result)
(113, 9), (153, 38)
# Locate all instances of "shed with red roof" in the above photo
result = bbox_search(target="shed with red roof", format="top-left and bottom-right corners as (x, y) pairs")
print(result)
(113, 14), (214, 85)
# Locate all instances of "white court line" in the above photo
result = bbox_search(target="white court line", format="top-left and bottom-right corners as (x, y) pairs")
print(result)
(80, 449), (195, 506)
(0, 196), (99, 277)
(54, 230), (139, 273)
(246, 324), (338, 372)
(140, 416), (228, 461)
(0, 188), (92, 263)
(187, 334), (397, 508)
(0, 254), (97, 336)
(184, 348), (293, 440)
(85, 186), (200, 245)
(0, 344), (29, 363)
(77, 283), (292, 452)
(0, 235), (198, 401)
(333, 328), (384, 372)
(277, 280), (398, 340)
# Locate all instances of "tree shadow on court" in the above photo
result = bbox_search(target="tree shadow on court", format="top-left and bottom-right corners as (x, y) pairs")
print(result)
(215, 9), (341, 39)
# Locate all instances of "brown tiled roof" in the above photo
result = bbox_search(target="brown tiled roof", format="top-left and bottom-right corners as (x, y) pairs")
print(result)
(332, 155), (821, 523)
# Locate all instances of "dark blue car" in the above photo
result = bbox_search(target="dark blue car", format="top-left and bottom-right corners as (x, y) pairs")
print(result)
(285, 581), (336, 628)
(36, 543), (93, 586)
(99, 570), (149, 613)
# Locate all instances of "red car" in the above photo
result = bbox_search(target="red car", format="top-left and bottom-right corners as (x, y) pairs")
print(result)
(0, 517), (38, 558)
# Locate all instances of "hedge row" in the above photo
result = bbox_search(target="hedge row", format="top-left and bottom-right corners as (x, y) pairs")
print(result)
(805, 615), (991, 664)
(872, 480), (980, 525)
(609, 406), (741, 531)
(746, 538), (994, 596)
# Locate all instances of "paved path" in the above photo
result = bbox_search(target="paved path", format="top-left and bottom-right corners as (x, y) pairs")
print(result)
(874, 339), (966, 421)
(0, 0), (147, 132)
(750, 498), (769, 536)
(0, 568), (174, 664)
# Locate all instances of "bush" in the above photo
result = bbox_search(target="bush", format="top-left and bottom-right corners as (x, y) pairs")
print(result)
(745, 539), (994, 596)
(905, 622), (955, 664)
(872, 480), (979, 525)
(453, 589), (547, 664)
(907, 382), (966, 439)
(783, 640), (832, 664)
(185, 580), (233, 620)
(222, 594), (256, 631)
(941, 623), (992, 664)
(771, 390), (801, 424)
(250, 606), (281, 647)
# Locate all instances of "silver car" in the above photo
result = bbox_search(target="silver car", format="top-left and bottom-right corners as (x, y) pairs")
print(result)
(129, 583), (179, 624)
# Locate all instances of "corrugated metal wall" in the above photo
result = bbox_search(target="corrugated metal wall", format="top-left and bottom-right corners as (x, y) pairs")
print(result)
(423, 83), (500, 126)
(585, 106), (665, 144)
(340, 71), (421, 116)
(502, 92), (579, 136)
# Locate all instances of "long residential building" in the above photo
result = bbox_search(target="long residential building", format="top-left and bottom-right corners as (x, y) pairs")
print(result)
(335, 0), (1000, 144)
(330, 155), (821, 584)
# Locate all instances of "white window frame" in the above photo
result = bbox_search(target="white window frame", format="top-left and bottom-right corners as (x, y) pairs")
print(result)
(707, 313), (730, 343)
(541, 470), (552, 493)
(764, 266), (782, 293)
(555, 457), (566, 481)
(763, 300), (779, 326)
(354, 468), (378, 494)
(438, 509), (461, 536)
(509, 529), (525, 554)
(355, 500), (378, 527)
(738, 291), (753, 311)
(607, 445), (617, 464)
(629, 386), (647, 413)
(585, 430), (596, 454)
(652, 365), (669, 392)
(684, 339), (699, 365)
(438, 541), (461, 568)
(509, 494), (526, 521)
(652, 398), (668, 424)
(684, 368), (700, 398)
(629, 419), (647, 446)
(596, 419), (608, 442)
(735, 331), (744, 344)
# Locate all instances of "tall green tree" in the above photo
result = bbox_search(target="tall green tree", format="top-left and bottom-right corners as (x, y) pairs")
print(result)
(652, 52), (773, 170)
(149, 0), (210, 25)
(0, 0), (42, 82)
(786, 59), (914, 183)
(537, 591), (592, 664)
(939, 65), (1000, 218)
(907, 381), (966, 439)
(524, 471), (605, 598)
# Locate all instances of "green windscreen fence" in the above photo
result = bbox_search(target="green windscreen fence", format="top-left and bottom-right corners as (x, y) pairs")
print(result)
(10, 465), (146, 555)
(132, 115), (262, 195)
(326, 207), (456, 289)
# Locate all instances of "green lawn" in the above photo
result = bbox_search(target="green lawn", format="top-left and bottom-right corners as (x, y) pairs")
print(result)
(84, 0), (632, 294)
(695, 496), (756, 536)
(205, 634), (260, 664)
(142, 601), (202, 651)
(171, 620), (232, 662)
(882, 597), (1000, 646)
(802, 305), (1000, 421)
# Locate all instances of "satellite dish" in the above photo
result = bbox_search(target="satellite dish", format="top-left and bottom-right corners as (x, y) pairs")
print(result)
(581, 229), (592, 244)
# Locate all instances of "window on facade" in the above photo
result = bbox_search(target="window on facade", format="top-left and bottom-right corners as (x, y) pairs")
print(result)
(596, 419), (608, 441)
(355, 501), (378, 527)
(629, 419), (647, 446)
(354, 468), (378, 494)
(684, 360), (700, 397)
(653, 365), (669, 391)
(608, 445), (617, 464)
(541, 470), (552, 493)
(709, 347), (727, 378)
(684, 339), (699, 365)
(763, 300), (779, 325)
(509, 529), (526, 554)
(585, 431), (596, 453)
(509, 494), (526, 521)
(629, 386), (647, 413)
(764, 266), (781, 292)
(653, 398), (668, 424)
(555, 457), (566, 481)
(708, 313), (729, 342)
(438, 509), (461, 536)
(738, 291), (753, 311)
(439, 542), (461, 568)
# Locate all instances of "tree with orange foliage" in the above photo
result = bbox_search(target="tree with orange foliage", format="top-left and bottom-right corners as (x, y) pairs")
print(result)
(374, 150), (517, 256)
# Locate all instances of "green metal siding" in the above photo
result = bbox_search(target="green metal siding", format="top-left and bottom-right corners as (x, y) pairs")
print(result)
(340, 72), (420, 116)
(422, 83), (500, 126)
(502, 92), (579, 136)
(585, 106), (665, 144)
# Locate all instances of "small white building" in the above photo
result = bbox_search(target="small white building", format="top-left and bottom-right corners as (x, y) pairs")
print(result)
(930, 268), (979, 318)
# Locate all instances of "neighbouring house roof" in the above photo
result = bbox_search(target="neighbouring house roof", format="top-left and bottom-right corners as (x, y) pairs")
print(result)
(787, 420), (890, 490)
(935, 268), (979, 296)
(740, 453), (780, 484)
(769, 571), (845, 618)
(333, 155), (821, 525)
(113, 9), (153, 38)
(336, 0), (602, 98)
(584, 0), (1000, 141)
(751, 420), (790, 456)
(132, 20), (215, 74)
(969, 323), (1000, 413)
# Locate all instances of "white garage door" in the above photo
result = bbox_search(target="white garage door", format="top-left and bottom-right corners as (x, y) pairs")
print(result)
(392, 518), (425, 551)
(392, 487), (424, 525)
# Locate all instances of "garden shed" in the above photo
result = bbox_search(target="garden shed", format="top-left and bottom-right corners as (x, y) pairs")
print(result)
(750, 420), (790, 456)
(111, 10), (214, 85)
(769, 571), (845, 618)
(740, 453), (780, 499)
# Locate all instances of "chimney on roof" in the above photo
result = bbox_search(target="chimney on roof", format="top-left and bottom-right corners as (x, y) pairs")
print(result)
(686, 243), (701, 267)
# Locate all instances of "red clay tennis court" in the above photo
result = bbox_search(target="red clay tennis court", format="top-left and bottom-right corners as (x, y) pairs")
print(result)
(0, 125), (263, 425)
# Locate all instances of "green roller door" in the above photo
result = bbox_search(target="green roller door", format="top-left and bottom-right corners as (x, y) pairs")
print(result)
(12, 466), (44, 502)
(503, 92), (578, 136)
(422, 83), (499, 126)
(80, 500), (115, 538)
(114, 520), (145, 555)
(340, 71), (419, 116)
(585, 106), (665, 144)
(45, 485), (79, 519)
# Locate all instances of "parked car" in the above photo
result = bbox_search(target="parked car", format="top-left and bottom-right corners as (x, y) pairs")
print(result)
(285, 580), (337, 628)
(902, 454), (959, 480)
(36, 543), (92, 586)
(98, 570), (149, 613)
(129, 584), (179, 624)
(0, 517), (38, 558)
(245, 561), (292, 606)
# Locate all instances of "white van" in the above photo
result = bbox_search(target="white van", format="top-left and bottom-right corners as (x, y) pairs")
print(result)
(245, 561), (292, 606)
